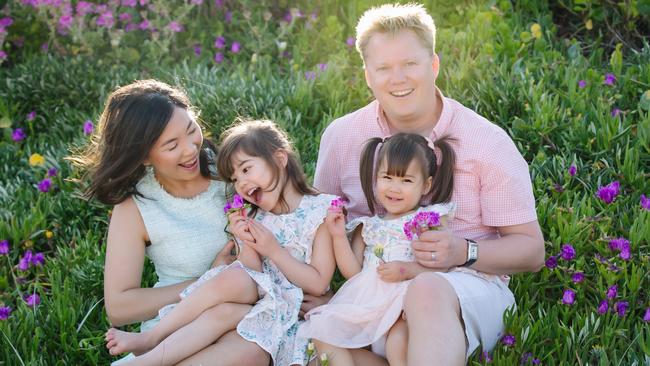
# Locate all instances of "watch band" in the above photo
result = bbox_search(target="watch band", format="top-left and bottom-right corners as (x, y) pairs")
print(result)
(462, 238), (478, 267)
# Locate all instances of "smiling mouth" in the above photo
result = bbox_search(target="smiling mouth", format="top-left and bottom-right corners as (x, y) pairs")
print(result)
(179, 156), (198, 168)
(389, 89), (414, 97)
(247, 187), (261, 203)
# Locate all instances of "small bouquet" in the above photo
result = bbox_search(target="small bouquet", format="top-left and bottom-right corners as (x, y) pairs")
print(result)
(223, 194), (250, 215)
(330, 197), (346, 209)
(373, 243), (385, 263)
(403, 211), (447, 240)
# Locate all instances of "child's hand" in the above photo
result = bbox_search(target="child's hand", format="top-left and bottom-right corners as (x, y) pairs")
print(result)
(227, 209), (254, 242)
(245, 219), (283, 259)
(377, 261), (410, 282)
(325, 207), (346, 239)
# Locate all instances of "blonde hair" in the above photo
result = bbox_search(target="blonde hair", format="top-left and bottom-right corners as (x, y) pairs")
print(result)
(355, 3), (436, 62)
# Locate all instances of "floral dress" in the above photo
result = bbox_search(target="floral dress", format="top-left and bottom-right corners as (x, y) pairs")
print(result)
(165, 193), (336, 366)
(298, 203), (455, 357)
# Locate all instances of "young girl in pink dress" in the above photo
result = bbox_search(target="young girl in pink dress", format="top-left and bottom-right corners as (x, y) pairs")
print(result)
(298, 133), (456, 366)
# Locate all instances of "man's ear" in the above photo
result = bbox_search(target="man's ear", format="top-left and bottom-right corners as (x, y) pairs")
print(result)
(364, 66), (371, 89)
(432, 53), (440, 81)
(274, 149), (288, 168)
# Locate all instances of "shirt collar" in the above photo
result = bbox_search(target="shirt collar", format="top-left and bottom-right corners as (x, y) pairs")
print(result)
(375, 87), (453, 140)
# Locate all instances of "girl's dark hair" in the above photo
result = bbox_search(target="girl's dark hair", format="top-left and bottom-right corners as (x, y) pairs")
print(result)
(68, 79), (217, 205)
(359, 133), (456, 214)
(216, 119), (317, 215)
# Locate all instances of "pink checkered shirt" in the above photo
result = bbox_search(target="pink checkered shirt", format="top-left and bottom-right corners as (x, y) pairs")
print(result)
(314, 89), (537, 241)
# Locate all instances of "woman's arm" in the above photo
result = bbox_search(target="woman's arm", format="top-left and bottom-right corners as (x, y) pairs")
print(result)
(246, 220), (336, 296)
(104, 198), (193, 326)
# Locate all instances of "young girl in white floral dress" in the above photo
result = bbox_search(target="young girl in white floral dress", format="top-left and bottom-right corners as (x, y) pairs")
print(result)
(106, 120), (337, 366)
(298, 133), (457, 366)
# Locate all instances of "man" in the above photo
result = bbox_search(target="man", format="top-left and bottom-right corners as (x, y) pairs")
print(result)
(309, 3), (545, 365)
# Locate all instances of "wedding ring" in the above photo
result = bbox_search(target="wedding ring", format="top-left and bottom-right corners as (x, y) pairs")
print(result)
(431, 252), (436, 261)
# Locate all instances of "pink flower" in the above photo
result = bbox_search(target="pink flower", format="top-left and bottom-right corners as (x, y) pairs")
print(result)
(25, 293), (40, 307)
(304, 71), (316, 80)
(96, 11), (115, 28)
(0, 240), (9, 255)
(139, 20), (150, 30)
(58, 14), (73, 30)
(193, 44), (202, 56)
(330, 197), (345, 209)
(167, 21), (183, 33)
(606, 284), (617, 299)
(597, 181), (620, 204)
(560, 244), (575, 261)
(191, 0), (203, 4)
(571, 272), (585, 283)
(614, 301), (628, 317)
(643, 307), (650, 322)
(611, 108), (621, 117)
(37, 178), (52, 193)
(578, 80), (586, 88)
(214, 36), (226, 49)
(225, 11), (232, 23)
(604, 73), (616, 86)
(76, 1), (94, 16)
(609, 237), (631, 261)
(18, 250), (33, 271)
(215, 0), (224, 8)
(640, 194), (650, 210)
(0, 306), (11, 320)
(568, 165), (576, 176)
(83, 120), (94, 135)
(317, 63), (328, 72)
(122, 0), (137, 6)
(0, 17), (13, 28)
(26, 111), (36, 121)
(0, 51), (7, 61)
(346, 37), (355, 47)
(119, 13), (132, 22)
(231, 41), (240, 53)
(223, 194), (248, 214)
(597, 299), (608, 314)
(214, 52), (224, 64)
(562, 289), (576, 305)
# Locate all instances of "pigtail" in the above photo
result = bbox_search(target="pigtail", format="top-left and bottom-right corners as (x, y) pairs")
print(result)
(360, 137), (383, 215)
(429, 135), (456, 204)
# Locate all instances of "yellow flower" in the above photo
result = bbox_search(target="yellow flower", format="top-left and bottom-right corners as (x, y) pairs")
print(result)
(585, 19), (593, 30)
(373, 244), (385, 261)
(29, 153), (46, 166)
(45, 231), (53, 239)
(530, 23), (542, 39)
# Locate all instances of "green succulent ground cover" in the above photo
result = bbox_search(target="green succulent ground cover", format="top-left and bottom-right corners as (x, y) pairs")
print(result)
(0, 1), (648, 365)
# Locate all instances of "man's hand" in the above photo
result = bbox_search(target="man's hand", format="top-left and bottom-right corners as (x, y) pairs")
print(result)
(211, 240), (237, 268)
(411, 228), (466, 270)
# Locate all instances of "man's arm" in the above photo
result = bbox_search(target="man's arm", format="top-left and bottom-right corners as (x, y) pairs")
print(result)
(313, 125), (344, 197)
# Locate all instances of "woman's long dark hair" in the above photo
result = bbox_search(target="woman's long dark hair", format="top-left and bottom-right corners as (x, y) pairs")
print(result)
(68, 79), (217, 205)
(216, 119), (317, 216)
(359, 133), (456, 214)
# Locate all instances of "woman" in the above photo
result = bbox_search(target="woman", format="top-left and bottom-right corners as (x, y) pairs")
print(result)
(70, 79), (270, 365)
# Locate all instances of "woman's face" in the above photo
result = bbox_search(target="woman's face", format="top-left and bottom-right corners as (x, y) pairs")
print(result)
(145, 107), (203, 185)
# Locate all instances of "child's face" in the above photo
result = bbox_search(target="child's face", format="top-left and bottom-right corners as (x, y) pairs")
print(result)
(229, 151), (286, 213)
(375, 158), (432, 216)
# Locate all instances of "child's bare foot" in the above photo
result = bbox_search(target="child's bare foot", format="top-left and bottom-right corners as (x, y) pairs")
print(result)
(105, 328), (156, 356)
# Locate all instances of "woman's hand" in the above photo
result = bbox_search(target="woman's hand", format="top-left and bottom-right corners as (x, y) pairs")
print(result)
(377, 261), (411, 282)
(211, 240), (237, 268)
(245, 219), (283, 259)
(325, 207), (346, 239)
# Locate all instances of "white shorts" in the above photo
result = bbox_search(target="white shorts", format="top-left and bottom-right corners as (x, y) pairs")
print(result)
(433, 271), (516, 359)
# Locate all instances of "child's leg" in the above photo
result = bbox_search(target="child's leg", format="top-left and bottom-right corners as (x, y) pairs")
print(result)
(106, 266), (257, 355)
(125, 303), (253, 366)
(385, 318), (408, 366)
(313, 339), (355, 366)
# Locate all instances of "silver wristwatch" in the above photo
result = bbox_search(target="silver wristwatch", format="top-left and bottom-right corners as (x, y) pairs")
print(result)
(462, 239), (478, 267)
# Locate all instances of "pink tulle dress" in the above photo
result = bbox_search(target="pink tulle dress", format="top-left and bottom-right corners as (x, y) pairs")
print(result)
(298, 203), (455, 356)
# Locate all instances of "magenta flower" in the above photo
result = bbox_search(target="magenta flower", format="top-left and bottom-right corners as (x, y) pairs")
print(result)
(305, 71), (316, 80)
(139, 20), (150, 30)
(0, 17), (13, 28)
(0, 51), (7, 61)
(611, 108), (621, 117)
(604, 73), (616, 86)
(560, 244), (575, 261)
(12, 128), (26, 142)
(597, 181), (620, 204)
(215, 0), (224, 8)
(37, 178), (52, 193)
(214, 36), (226, 49)
(125, 23), (138, 32)
(83, 120), (94, 135)
(193, 44), (202, 56)
(346, 37), (355, 47)
(500, 334), (516, 346)
(571, 272), (585, 283)
(643, 307), (650, 322)
(224, 194), (248, 215)
(568, 165), (577, 176)
(606, 284), (618, 299)
(96, 11), (115, 28)
(225, 11), (232, 23)
(283, 12), (293, 22)
(317, 63), (328, 72)
(31, 252), (45, 266)
(58, 14), (73, 30)
(562, 289), (576, 305)
(597, 299), (609, 314)
(26, 110), (36, 121)
(480, 350), (492, 363)
(578, 80), (586, 88)
(330, 197), (345, 208)
(214, 52), (224, 64)
(122, 0), (137, 6)
(614, 301), (628, 317)
(119, 13), (132, 22)
(545, 255), (557, 269)
(609, 237), (631, 260)
(18, 250), (33, 271)
(76, 1), (94, 16)
(231, 42), (241, 53)
(167, 21), (183, 33)
(640, 194), (650, 210)
(0, 306), (11, 320)
(41, 43), (49, 52)
(0, 240), (8, 255)
(191, 0), (203, 4)
(25, 294), (40, 307)
(47, 167), (58, 177)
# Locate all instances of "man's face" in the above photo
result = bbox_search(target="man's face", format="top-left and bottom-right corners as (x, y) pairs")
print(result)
(363, 30), (439, 126)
